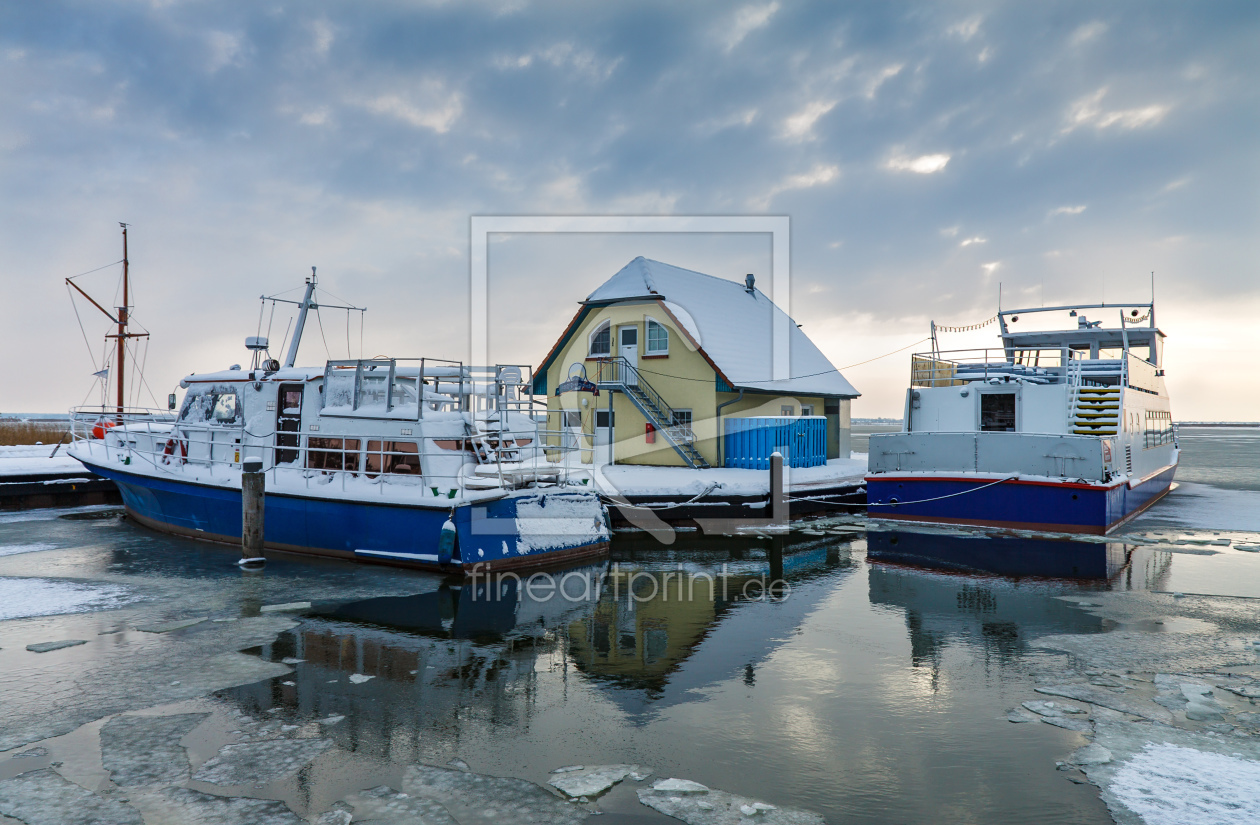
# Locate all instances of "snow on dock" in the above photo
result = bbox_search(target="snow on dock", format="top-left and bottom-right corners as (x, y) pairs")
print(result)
(0, 444), (84, 478)
(594, 455), (867, 498)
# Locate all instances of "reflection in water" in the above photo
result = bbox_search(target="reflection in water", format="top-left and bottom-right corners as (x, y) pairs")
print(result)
(222, 537), (857, 755)
(866, 530), (1174, 680)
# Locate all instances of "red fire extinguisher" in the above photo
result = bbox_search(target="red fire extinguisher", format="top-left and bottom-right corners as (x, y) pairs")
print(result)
(645, 422), (655, 444)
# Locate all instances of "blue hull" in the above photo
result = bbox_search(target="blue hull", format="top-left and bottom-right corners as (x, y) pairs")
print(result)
(84, 462), (608, 573)
(865, 465), (1176, 534)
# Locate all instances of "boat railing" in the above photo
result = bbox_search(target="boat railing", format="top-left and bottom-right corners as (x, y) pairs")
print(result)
(320, 359), (548, 422)
(909, 347), (1131, 388)
(68, 406), (593, 497)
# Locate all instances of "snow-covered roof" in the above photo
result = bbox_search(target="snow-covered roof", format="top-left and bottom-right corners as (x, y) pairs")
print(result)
(582, 257), (859, 398)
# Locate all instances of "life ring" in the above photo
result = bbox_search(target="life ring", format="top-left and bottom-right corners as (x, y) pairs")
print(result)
(90, 419), (116, 439)
(162, 437), (188, 465)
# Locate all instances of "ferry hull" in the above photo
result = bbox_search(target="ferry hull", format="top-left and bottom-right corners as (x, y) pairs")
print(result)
(82, 461), (609, 573)
(865, 464), (1176, 535)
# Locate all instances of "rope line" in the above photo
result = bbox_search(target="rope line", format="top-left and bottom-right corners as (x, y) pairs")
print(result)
(65, 259), (123, 281)
(787, 475), (1019, 507)
(935, 315), (997, 333)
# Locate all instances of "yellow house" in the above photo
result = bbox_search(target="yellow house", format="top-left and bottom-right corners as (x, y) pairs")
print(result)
(533, 257), (859, 468)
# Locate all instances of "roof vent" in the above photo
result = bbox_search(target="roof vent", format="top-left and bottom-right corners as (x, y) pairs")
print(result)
(745, 274), (755, 294)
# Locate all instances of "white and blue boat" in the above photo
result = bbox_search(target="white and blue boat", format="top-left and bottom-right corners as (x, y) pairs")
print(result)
(67, 273), (610, 573)
(866, 301), (1177, 534)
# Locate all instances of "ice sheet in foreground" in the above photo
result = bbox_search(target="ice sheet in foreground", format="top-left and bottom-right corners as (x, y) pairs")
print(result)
(0, 577), (132, 621)
(1108, 742), (1260, 825)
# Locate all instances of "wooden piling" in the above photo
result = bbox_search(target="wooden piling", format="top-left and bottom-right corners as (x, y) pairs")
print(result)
(240, 456), (265, 567)
(770, 451), (786, 524)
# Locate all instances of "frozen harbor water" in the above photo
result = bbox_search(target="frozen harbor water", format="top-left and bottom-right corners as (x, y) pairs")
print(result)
(1, 427), (1259, 823)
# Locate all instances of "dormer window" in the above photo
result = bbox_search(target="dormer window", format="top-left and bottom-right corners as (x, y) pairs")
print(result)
(589, 322), (611, 357)
(646, 319), (669, 355)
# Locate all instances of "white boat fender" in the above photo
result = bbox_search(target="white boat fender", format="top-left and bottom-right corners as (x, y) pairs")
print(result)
(438, 513), (457, 566)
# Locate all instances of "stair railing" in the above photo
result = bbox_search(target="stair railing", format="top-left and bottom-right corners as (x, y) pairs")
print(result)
(593, 357), (709, 468)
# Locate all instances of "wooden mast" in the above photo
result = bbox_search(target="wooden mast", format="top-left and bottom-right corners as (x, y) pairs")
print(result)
(65, 223), (149, 416)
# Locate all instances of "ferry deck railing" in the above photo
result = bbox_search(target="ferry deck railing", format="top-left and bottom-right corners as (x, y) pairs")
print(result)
(909, 347), (1164, 390)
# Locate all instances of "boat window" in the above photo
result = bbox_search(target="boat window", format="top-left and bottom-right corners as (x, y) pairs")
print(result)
(211, 393), (240, 424)
(980, 393), (1016, 432)
(178, 390), (241, 425)
(589, 323), (611, 357)
(179, 392), (213, 423)
(1144, 410), (1173, 448)
(307, 437), (361, 472)
(280, 387), (303, 414)
(646, 319), (669, 354)
(365, 440), (421, 477)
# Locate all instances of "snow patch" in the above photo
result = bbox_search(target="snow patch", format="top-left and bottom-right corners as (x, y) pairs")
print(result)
(0, 577), (132, 621)
(1109, 743), (1260, 825)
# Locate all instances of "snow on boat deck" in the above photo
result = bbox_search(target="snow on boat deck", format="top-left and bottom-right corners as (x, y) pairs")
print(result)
(595, 455), (867, 497)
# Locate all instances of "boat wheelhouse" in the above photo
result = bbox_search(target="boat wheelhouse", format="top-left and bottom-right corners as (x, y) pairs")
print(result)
(866, 302), (1177, 534)
(67, 274), (609, 572)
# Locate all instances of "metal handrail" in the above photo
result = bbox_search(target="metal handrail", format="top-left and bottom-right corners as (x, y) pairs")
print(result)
(67, 407), (591, 496)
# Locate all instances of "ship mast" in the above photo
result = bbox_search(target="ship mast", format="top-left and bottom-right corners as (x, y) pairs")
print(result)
(65, 223), (150, 416)
(117, 223), (129, 415)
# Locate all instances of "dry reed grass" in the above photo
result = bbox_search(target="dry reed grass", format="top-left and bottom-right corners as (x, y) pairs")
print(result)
(0, 421), (71, 446)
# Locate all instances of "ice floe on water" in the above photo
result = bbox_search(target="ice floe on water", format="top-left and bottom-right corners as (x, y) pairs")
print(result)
(146, 786), (306, 825)
(547, 764), (650, 798)
(100, 713), (208, 787)
(401, 765), (587, 825)
(192, 738), (332, 786)
(638, 778), (824, 825)
(0, 577), (132, 621)
(0, 768), (144, 825)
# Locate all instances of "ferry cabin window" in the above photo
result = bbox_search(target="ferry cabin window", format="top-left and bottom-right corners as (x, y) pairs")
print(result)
(980, 393), (1016, 432)
(307, 437), (361, 472)
(1144, 410), (1173, 448)
(589, 324), (611, 356)
(646, 319), (669, 354)
(365, 440), (420, 476)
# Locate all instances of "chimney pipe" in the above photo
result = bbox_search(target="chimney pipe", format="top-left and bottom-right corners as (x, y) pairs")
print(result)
(745, 274), (755, 294)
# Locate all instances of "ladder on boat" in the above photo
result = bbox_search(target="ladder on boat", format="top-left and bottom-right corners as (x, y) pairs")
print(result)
(593, 357), (711, 469)
(1071, 386), (1120, 436)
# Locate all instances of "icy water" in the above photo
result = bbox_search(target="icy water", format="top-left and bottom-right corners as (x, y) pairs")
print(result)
(1, 428), (1259, 824)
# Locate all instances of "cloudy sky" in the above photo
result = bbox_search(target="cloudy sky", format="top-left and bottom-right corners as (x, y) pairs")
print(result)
(2, 1), (1256, 418)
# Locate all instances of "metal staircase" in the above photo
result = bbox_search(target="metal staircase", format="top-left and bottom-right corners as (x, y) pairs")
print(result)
(593, 357), (711, 469)
(1071, 386), (1121, 436)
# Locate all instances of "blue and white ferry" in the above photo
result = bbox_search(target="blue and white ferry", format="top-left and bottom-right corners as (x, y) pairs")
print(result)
(866, 302), (1177, 534)
(67, 274), (610, 572)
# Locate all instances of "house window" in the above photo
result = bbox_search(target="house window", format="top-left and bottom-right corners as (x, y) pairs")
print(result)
(596, 410), (614, 428)
(800, 405), (814, 417)
(589, 323), (611, 356)
(671, 410), (692, 427)
(980, 393), (1016, 432)
(781, 405), (794, 416)
(670, 409), (694, 443)
(646, 319), (669, 354)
